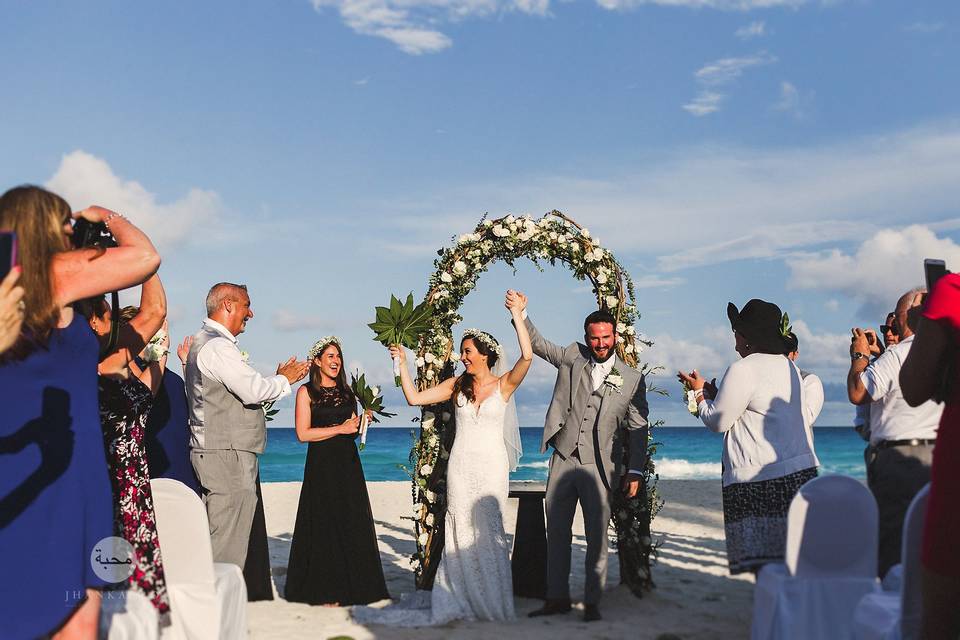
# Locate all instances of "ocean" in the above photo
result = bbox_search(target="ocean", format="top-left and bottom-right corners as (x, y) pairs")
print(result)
(260, 426), (867, 483)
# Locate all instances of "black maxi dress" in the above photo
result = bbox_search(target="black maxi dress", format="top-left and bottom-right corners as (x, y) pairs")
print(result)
(284, 384), (389, 605)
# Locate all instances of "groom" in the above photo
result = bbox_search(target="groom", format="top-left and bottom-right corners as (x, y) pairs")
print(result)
(514, 292), (649, 622)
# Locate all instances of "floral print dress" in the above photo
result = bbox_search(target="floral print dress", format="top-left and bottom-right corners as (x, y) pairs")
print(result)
(99, 375), (170, 618)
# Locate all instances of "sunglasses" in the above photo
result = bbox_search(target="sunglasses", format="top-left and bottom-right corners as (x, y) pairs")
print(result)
(880, 322), (900, 336)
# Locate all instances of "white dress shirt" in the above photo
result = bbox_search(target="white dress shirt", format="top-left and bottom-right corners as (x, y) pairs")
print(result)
(698, 353), (820, 486)
(860, 335), (941, 444)
(196, 319), (291, 406)
(590, 355), (616, 391)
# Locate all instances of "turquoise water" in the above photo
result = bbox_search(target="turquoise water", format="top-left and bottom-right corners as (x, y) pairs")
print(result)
(260, 427), (867, 483)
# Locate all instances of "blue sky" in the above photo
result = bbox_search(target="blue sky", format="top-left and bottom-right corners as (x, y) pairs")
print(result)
(2, 0), (959, 427)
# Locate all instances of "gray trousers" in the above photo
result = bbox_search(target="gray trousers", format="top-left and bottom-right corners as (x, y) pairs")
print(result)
(865, 443), (934, 579)
(545, 451), (612, 605)
(190, 448), (260, 568)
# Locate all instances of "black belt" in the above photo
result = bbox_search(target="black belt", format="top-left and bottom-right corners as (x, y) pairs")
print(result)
(874, 438), (936, 450)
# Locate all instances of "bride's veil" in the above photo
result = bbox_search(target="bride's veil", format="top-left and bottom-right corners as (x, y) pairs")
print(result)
(492, 356), (522, 472)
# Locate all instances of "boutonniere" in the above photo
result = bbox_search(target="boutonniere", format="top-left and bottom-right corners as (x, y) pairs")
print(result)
(604, 367), (624, 393)
(239, 350), (250, 363)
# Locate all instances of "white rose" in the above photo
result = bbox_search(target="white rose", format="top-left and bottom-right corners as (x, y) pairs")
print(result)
(482, 219), (493, 227)
(686, 389), (699, 414)
(425, 369), (435, 380)
(617, 322), (627, 333)
(581, 228), (591, 238)
(457, 234), (472, 244)
(426, 513), (435, 526)
(549, 231), (558, 241)
(421, 412), (435, 431)
(626, 326), (636, 336)
(570, 243), (580, 252)
(416, 356), (426, 367)
(505, 214), (515, 224)
(440, 272), (452, 283)
(426, 490), (437, 501)
(420, 464), (433, 476)
(596, 272), (608, 284)
(625, 343), (634, 354)
(418, 532), (429, 546)
(492, 224), (507, 237)
(606, 296), (619, 308)
(616, 335), (625, 344)
(426, 353), (438, 364)
(453, 261), (467, 276)
(371, 386), (380, 396)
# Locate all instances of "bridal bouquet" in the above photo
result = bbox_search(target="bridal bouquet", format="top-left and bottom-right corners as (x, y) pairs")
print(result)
(349, 372), (396, 450)
(368, 293), (433, 386)
(142, 327), (168, 363)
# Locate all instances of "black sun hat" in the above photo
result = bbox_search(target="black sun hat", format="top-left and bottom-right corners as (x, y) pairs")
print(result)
(727, 299), (792, 354)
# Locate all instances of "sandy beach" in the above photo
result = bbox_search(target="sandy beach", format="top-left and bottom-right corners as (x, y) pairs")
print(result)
(248, 479), (753, 639)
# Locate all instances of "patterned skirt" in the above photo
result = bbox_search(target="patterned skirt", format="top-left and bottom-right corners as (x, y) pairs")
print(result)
(721, 467), (818, 574)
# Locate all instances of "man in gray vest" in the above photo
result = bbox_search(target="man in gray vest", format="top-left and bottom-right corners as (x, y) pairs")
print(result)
(186, 282), (309, 568)
(516, 293), (649, 622)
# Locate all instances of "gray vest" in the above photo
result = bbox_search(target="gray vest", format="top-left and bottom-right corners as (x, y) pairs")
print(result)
(552, 362), (603, 466)
(185, 325), (267, 453)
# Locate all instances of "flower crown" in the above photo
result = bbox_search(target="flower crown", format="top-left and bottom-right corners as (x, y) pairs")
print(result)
(308, 336), (341, 360)
(461, 328), (503, 359)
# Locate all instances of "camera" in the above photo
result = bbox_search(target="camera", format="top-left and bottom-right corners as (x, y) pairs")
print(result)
(71, 219), (118, 250)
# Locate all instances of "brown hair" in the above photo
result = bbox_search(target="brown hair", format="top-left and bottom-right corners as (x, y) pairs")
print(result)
(306, 341), (354, 404)
(0, 186), (72, 359)
(453, 336), (500, 404)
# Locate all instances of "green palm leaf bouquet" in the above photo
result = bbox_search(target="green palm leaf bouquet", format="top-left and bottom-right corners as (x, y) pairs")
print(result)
(368, 293), (433, 386)
(350, 372), (396, 450)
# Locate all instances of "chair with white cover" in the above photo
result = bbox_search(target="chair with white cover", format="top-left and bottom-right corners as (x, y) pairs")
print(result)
(150, 478), (248, 640)
(751, 474), (881, 640)
(99, 590), (159, 640)
(852, 483), (930, 640)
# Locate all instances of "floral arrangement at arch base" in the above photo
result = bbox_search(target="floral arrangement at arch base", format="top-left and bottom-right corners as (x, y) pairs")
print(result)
(404, 210), (663, 596)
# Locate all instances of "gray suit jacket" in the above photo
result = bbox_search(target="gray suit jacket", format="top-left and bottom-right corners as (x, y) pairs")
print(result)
(525, 317), (649, 488)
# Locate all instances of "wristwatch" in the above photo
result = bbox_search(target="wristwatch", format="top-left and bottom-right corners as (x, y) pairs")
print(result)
(851, 352), (868, 362)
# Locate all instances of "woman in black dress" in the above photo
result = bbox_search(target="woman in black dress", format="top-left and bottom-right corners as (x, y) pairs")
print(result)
(285, 336), (389, 605)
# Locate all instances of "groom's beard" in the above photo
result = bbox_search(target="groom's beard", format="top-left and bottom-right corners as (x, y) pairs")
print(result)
(591, 349), (614, 363)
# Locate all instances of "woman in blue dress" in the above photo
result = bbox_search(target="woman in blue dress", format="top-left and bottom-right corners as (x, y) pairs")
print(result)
(0, 186), (161, 639)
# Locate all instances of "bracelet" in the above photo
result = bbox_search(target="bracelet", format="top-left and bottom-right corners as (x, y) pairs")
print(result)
(102, 212), (124, 228)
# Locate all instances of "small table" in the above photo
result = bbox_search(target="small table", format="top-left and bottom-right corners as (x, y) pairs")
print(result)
(509, 481), (547, 599)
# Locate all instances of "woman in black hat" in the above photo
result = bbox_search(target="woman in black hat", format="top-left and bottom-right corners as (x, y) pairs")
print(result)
(679, 299), (820, 575)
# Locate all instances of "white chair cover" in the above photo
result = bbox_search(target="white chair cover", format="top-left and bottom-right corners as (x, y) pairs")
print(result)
(853, 483), (930, 640)
(752, 475), (881, 640)
(99, 590), (159, 640)
(150, 478), (247, 640)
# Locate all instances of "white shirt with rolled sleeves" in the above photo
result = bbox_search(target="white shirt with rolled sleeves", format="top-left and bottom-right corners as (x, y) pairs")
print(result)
(193, 319), (291, 449)
(697, 353), (820, 487)
(860, 335), (941, 445)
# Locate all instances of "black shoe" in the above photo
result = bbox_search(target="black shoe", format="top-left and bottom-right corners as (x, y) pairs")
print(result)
(583, 604), (601, 622)
(528, 599), (572, 617)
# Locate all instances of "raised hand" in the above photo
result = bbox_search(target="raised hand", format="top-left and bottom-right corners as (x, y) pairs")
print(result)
(677, 369), (707, 391)
(388, 344), (406, 365)
(505, 289), (527, 313)
(177, 335), (194, 366)
(277, 357), (310, 384)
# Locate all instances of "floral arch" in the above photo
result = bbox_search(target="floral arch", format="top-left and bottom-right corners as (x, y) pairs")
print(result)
(408, 210), (661, 596)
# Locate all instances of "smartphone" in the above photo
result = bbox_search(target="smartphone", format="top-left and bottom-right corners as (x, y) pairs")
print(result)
(0, 231), (16, 281)
(924, 258), (948, 293)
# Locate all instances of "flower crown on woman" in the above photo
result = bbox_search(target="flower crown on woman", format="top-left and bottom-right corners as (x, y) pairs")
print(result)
(461, 328), (503, 360)
(308, 336), (341, 360)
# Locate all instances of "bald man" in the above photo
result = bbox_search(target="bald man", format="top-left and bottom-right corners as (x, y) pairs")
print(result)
(186, 282), (308, 568)
(848, 287), (943, 577)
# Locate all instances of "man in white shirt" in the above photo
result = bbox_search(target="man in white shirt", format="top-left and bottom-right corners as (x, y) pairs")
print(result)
(848, 287), (942, 577)
(186, 282), (309, 568)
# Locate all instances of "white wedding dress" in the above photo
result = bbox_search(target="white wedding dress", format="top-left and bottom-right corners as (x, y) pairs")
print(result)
(352, 382), (516, 626)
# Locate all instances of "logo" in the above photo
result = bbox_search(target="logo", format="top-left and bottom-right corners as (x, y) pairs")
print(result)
(90, 536), (135, 583)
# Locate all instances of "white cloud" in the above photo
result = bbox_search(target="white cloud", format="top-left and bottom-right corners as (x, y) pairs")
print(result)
(312, 0), (816, 54)
(683, 52), (777, 116)
(904, 21), (945, 34)
(45, 150), (222, 250)
(272, 308), (331, 332)
(787, 225), (960, 311)
(682, 91), (724, 117)
(773, 80), (812, 119)
(632, 275), (685, 289)
(735, 20), (766, 39)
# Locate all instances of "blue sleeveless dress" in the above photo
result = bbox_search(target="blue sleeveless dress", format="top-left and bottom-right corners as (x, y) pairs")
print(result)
(0, 315), (114, 639)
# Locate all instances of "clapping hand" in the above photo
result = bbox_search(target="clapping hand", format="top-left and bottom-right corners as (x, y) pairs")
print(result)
(177, 335), (193, 367)
(277, 357), (310, 384)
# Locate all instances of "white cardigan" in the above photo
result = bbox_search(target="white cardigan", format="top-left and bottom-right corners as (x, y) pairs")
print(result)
(698, 353), (820, 486)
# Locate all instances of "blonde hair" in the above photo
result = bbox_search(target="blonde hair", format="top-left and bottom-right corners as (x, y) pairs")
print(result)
(0, 185), (72, 359)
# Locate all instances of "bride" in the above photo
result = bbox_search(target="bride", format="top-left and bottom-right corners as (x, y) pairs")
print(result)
(353, 289), (532, 626)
